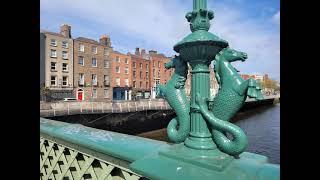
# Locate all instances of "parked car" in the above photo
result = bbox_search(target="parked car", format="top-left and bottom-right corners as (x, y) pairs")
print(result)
(62, 98), (77, 102)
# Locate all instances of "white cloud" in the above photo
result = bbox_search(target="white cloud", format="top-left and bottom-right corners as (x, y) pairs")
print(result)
(40, 0), (279, 80)
(272, 11), (280, 25)
(211, 5), (279, 80)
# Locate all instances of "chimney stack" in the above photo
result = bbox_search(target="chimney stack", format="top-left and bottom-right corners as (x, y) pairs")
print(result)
(141, 49), (146, 56)
(60, 24), (71, 38)
(135, 47), (140, 55)
(99, 35), (111, 47)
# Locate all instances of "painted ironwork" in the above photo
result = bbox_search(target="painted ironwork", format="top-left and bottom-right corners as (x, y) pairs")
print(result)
(40, 0), (279, 179)
(40, 137), (142, 180)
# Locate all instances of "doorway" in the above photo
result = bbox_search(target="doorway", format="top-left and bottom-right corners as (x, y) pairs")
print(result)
(77, 89), (84, 101)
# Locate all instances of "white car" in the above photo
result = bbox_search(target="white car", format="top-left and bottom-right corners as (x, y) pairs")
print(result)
(62, 98), (77, 102)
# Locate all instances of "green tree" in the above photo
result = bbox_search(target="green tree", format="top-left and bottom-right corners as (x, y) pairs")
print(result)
(40, 83), (49, 101)
(262, 79), (280, 92)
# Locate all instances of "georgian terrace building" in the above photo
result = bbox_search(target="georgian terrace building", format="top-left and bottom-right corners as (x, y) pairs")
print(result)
(130, 48), (173, 99)
(73, 35), (112, 101)
(40, 24), (74, 100)
(109, 51), (132, 100)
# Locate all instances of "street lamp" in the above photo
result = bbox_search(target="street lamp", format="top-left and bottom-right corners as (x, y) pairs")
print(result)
(132, 1), (279, 179)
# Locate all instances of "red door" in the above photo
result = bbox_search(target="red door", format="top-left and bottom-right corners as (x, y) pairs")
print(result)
(78, 91), (83, 101)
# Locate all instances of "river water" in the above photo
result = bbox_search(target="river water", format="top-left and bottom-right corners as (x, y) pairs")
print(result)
(234, 103), (280, 164)
(138, 103), (280, 164)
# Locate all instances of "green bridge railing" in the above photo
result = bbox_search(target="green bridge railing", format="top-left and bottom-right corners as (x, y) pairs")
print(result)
(40, 118), (279, 180)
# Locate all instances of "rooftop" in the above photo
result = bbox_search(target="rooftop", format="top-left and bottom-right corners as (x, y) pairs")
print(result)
(75, 37), (101, 45)
(40, 30), (70, 39)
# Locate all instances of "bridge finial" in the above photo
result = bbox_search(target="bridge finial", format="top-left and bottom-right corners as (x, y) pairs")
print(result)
(186, 0), (214, 32)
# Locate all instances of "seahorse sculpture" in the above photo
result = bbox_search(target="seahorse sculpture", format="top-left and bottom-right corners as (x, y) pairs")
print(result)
(156, 55), (190, 143)
(212, 47), (264, 121)
(195, 47), (264, 156)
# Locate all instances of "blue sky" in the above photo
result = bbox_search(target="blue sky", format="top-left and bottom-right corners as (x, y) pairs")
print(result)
(41, 0), (280, 81)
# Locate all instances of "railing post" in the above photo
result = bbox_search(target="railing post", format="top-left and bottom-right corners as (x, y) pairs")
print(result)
(127, 102), (130, 112)
(135, 102), (137, 111)
(112, 102), (114, 113)
(91, 102), (94, 113)
(67, 103), (70, 115)
(101, 102), (104, 113)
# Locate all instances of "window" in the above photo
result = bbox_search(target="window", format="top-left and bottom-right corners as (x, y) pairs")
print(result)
(125, 58), (128, 64)
(158, 71), (161, 78)
(125, 67), (129, 74)
(115, 78), (120, 86)
(133, 62), (136, 68)
(78, 44), (84, 52)
(79, 73), (84, 85)
(153, 62), (155, 67)
(92, 74), (97, 85)
(104, 60), (109, 68)
(133, 81), (136, 88)
(50, 49), (57, 57)
(78, 56), (84, 66)
(116, 66), (120, 73)
(158, 61), (161, 68)
(62, 41), (68, 48)
(50, 39), (57, 46)
(146, 64), (149, 71)
(125, 78), (129, 86)
(62, 76), (68, 86)
(153, 69), (155, 77)
(104, 89), (109, 98)
(146, 72), (149, 79)
(104, 75), (109, 85)
(133, 71), (136, 78)
(62, 63), (68, 71)
(140, 63), (142, 69)
(156, 79), (160, 85)
(92, 58), (97, 67)
(62, 51), (68, 59)
(140, 71), (142, 78)
(51, 62), (56, 71)
(92, 89), (97, 98)
(115, 56), (120, 62)
(50, 76), (57, 86)
(140, 81), (142, 88)
(146, 82), (148, 88)
(104, 48), (109, 56)
(92, 46), (97, 54)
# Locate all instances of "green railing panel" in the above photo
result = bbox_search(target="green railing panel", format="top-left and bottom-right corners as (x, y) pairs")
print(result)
(40, 136), (142, 180)
(41, 118), (279, 180)
(41, 118), (170, 163)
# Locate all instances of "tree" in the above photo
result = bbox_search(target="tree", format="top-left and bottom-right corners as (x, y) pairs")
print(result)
(40, 83), (50, 101)
(261, 78), (280, 92)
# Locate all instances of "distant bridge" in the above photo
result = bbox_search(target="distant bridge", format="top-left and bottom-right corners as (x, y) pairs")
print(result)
(40, 95), (279, 117)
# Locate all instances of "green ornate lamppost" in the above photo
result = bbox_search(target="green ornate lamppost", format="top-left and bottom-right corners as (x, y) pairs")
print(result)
(130, 0), (279, 179)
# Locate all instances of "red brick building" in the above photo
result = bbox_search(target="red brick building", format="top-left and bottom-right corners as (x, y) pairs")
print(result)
(109, 51), (132, 100)
(129, 48), (173, 99)
(73, 35), (112, 101)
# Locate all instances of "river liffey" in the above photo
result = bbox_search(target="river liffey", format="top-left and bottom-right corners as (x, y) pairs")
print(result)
(234, 103), (280, 164)
(138, 103), (280, 165)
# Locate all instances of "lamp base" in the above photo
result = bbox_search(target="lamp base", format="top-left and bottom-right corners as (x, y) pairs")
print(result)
(159, 143), (233, 171)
